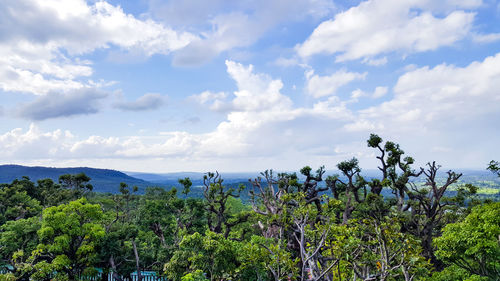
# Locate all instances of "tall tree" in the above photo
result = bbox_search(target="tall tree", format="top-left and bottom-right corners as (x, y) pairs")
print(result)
(334, 158), (367, 224)
(0, 217), (41, 280)
(200, 172), (249, 238)
(26, 198), (105, 280)
(434, 202), (500, 279)
(367, 134), (422, 211)
(405, 162), (463, 267)
(0, 180), (42, 225)
(164, 231), (240, 281)
(487, 160), (500, 177)
(58, 173), (93, 195)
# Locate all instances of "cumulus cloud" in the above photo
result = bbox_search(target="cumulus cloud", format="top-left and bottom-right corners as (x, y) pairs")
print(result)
(350, 89), (366, 100)
(188, 91), (229, 112)
(348, 86), (388, 103)
(1, 0), (196, 56)
(274, 56), (300, 67)
(372, 87), (388, 98)
(114, 93), (167, 111)
(172, 12), (264, 66)
(472, 33), (500, 43)
(0, 124), (75, 159)
(296, 0), (477, 62)
(0, 60), (359, 171)
(16, 88), (108, 121)
(189, 61), (296, 112)
(161, 0), (335, 66)
(3, 53), (499, 171)
(306, 69), (367, 98)
(362, 57), (388, 66)
(0, 0), (197, 96)
(339, 52), (500, 168)
(348, 52), (500, 138)
(225, 60), (295, 112)
(0, 42), (88, 95)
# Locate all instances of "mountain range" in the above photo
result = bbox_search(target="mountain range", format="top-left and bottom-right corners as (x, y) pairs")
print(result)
(1, 165), (498, 197)
(0, 165), (156, 193)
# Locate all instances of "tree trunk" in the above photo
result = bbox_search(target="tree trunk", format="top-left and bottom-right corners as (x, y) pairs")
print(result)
(109, 256), (123, 281)
(132, 240), (142, 281)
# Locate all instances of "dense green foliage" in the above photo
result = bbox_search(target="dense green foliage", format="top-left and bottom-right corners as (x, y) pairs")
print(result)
(0, 135), (499, 281)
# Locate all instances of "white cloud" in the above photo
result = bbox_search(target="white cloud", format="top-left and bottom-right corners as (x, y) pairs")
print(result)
(172, 12), (264, 66)
(164, 0), (335, 66)
(472, 33), (500, 43)
(348, 86), (388, 102)
(114, 93), (167, 111)
(344, 119), (384, 132)
(0, 0), (197, 96)
(274, 56), (300, 67)
(351, 89), (366, 100)
(296, 0), (477, 62)
(190, 91), (228, 104)
(188, 91), (229, 112)
(350, 52), (500, 136)
(372, 86), (388, 98)
(3, 53), (499, 171)
(342, 52), (500, 168)
(0, 64), (86, 95)
(0, 60), (357, 171)
(226, 60), (294, 112)
(306, 69), (367, 98)
(190, 61), (295, 112)
(70, 136), (122, 158)
(1, 0), (196, 55)
(362, 57), (388, 66)
(0, 124), (74, 159)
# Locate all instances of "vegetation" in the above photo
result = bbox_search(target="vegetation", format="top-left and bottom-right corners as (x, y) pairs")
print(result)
(0, 134), (499, 281)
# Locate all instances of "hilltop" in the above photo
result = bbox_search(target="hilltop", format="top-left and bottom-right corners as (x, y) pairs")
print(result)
(0, 165), (157, 193)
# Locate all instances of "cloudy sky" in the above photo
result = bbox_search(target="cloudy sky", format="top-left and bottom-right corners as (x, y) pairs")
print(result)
(1, 0), (499, 173)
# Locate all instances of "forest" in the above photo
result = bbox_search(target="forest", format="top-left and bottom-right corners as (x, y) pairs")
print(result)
(0, 134), (499, 281)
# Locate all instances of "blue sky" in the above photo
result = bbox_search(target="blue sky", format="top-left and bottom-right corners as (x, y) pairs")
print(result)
(0, 0), (499, 173)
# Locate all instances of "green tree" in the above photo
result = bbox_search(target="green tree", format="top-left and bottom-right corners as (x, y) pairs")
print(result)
(237, 235), (298, 281)
(26, 198), (105, 280)
(434, 202), (500, 279)
(181, 270), (208, 281)
(345, 217), (430, 281)
(334, 158), (367, 224)
(427, 265), (489, 281)
(164, 231), (239, 281)
(404, 161), (463, 268)
(0, 180), (42, 225)
(58, 173), (93, 197)
(367, 133), (422, 210)
(487, 160), (500, 177)
(199, 172), (249, 238)
(138, 188), (179, 248)
(0, 217), (41, 279)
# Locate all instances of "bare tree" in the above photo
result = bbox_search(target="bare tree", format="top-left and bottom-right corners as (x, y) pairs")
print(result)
(406, 161), (462, 268)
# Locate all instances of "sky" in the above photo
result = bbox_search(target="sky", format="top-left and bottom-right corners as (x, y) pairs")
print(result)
(0, 0), (499, 173)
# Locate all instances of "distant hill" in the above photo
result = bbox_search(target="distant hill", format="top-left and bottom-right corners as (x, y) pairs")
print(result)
(2, 165), (498, 198)
(127, 169), (500, 199)
(127, 171), (259, 185)
(0, 165), (162, 193)
(126, 171), (260, 200)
